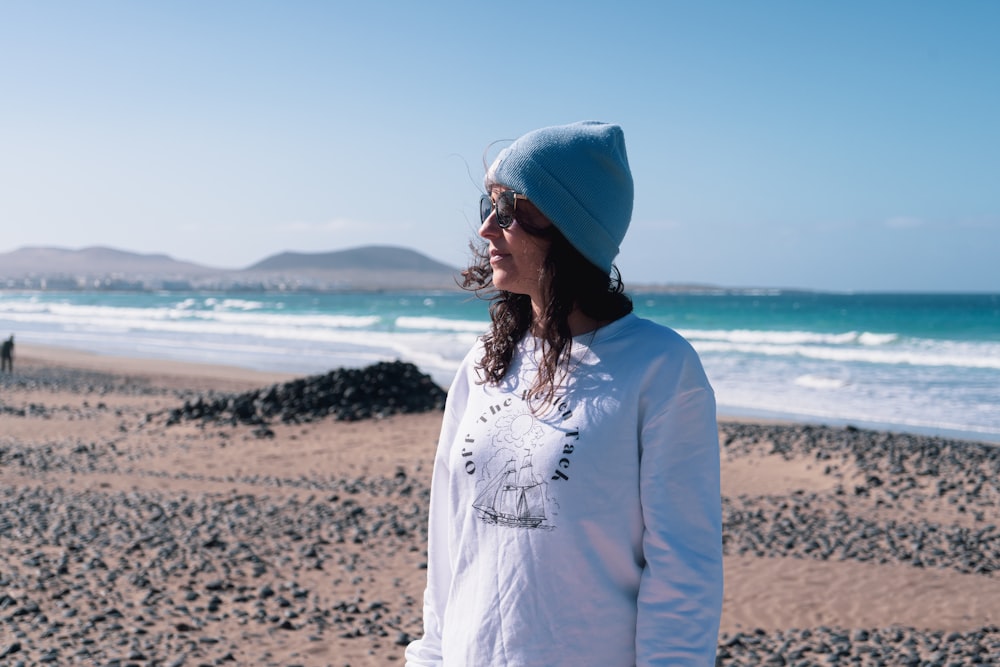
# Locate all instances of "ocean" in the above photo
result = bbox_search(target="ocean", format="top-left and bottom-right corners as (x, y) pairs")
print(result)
(1, 289), (997, 443)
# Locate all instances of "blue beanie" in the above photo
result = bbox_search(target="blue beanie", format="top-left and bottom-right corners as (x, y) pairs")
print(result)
(486, 121), (633, 273)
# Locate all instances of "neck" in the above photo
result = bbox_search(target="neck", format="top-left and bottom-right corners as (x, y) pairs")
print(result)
(530, 302), (610, 338)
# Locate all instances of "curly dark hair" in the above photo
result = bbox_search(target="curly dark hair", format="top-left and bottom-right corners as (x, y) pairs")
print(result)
(461, 211), (633, 407)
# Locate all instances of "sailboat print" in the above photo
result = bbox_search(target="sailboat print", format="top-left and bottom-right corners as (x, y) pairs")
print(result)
(473, 453), (547, 528)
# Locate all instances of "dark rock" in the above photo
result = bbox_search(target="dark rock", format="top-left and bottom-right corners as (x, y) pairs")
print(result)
(164, 361), (446, 428)
(0, 642), (22, 658)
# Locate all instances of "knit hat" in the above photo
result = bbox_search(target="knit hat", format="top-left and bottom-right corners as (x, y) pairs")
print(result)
(485, 121), (633, 273)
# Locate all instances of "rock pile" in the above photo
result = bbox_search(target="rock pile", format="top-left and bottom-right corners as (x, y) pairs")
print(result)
(165, 361), (447, 428)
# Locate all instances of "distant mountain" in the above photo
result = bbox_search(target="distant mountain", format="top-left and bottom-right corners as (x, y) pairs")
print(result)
(240, 245), (460, 290)
(246, 245), (455, 273)
(0, 244), (460, 291)
(0, 246), (220, 277)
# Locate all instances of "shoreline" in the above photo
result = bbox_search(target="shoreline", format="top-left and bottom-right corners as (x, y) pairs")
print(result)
(4, 288), (998, 445)
(13, 342), (999, 446)
(15, 343), (299, 390)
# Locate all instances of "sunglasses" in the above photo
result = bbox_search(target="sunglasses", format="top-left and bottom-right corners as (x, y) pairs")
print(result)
(480, 191), (529, 229)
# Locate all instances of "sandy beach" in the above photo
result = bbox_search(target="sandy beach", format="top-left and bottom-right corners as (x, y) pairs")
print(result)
(2, 345), (998, 666)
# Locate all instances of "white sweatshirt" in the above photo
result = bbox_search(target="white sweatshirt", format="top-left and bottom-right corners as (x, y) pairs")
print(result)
(405, 314), (723, 666)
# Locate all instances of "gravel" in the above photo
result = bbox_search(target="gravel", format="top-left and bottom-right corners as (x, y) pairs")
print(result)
(3, 367), (998, 665)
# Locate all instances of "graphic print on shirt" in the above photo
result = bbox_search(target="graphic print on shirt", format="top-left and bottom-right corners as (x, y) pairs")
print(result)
(465, 394), (581, 531)
(472, 410), (552, 529)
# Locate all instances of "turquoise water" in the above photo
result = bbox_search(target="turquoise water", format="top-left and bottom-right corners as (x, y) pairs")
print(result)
(1, 290), (997, 442)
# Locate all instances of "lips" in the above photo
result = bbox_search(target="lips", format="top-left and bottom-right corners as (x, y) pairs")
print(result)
(489, 248), (509, 264)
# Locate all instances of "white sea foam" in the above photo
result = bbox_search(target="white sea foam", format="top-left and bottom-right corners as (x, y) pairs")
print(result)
(3, 301), (994, 372)
(716, 378), (1000, 441)
(793, 374), (849, 390)
(857, 332), (898, 346)
(395, 316), (488, 333)
(695, 340), (1000, 370)
(208, 298), (268, 311)
(2, 291), (997, 441)
(678, 328), (896, 346)
(0, 301), (381, 331)
(683, 330), (1000, 370)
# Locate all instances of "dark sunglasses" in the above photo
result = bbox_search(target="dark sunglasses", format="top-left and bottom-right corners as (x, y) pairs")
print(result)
(480, 191), (529, 229)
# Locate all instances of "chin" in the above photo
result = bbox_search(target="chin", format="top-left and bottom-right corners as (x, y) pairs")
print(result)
(491, 271), (512, 292)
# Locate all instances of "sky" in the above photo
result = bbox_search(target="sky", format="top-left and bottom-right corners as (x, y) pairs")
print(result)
(1, 1), (998, 293)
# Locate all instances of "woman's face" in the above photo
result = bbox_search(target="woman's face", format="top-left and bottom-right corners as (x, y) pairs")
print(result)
(479, 186), (552, 305)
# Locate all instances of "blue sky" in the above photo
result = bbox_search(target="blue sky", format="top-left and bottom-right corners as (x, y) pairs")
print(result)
(1, 1), (998, 292)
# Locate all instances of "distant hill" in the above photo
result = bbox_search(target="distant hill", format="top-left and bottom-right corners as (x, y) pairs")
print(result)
(246, 245), (455, 273)
(0, 246), (220, 277)
(0, 244), (460, 291)
(240, 245), (460, 290)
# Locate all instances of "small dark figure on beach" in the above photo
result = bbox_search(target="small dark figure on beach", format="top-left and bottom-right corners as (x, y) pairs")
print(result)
(1, 335), (13, 373)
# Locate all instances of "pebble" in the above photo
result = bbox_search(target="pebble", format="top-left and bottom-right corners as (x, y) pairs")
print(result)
(715, 625), (1000, 666)
(4, 366), (999, 664)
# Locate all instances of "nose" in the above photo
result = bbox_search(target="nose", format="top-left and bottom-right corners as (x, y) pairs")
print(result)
(479, 211), (501, 239)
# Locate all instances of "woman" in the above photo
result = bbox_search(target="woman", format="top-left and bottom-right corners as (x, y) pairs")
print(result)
(405, 121), (723, 666)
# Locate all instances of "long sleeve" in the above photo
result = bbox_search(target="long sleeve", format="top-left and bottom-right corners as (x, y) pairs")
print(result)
(404, 360), (470, 666)
(636, 377), (723, 665)
(405, 316), (723, 666)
